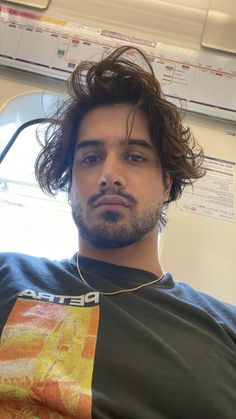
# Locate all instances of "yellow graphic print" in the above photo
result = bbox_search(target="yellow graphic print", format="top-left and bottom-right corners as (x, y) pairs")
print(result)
(0, 298), (99, 418)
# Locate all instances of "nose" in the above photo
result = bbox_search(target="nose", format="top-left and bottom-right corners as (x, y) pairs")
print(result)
(98, 155), (127, 191)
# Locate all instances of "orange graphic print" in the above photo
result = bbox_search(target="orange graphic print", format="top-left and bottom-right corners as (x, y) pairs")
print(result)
(0, 298), (99, 418)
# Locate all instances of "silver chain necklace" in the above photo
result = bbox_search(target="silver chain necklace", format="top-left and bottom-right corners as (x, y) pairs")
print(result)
(76, 253), (165, 296)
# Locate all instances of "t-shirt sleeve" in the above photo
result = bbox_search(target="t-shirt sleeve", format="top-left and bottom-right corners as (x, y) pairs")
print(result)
(174, 281), (236, 344)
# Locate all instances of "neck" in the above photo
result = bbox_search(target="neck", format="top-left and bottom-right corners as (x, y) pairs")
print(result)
(78, 229), (163, 277)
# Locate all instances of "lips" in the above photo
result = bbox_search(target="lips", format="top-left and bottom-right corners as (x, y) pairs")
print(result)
(93, 196), (131, 208)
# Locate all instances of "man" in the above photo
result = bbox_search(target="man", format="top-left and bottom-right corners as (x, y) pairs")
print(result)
(0, 46), (235, 418)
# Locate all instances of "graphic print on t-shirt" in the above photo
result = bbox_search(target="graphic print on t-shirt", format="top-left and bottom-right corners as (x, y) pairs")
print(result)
(0, 295), (100, 418)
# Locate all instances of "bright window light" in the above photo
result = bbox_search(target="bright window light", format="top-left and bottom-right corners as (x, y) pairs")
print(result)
(0, 124), (77, 259)
(0, 122), (17, 155)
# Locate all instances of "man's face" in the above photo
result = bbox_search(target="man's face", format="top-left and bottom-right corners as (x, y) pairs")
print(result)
(70, 104), (172, 248)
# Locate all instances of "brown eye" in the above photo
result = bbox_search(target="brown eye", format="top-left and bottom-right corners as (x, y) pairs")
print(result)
(127, 155), (146, 163)
(80, 154), (102, 166)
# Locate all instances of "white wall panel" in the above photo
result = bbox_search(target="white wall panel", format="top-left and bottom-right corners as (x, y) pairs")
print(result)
(160, 112), (236, 305)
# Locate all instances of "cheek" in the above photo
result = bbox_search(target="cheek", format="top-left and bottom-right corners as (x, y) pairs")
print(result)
(148, 187), (167, 210)
(70, 173), (94, 207)
(137, 175), (165, 198)
(70, 176), (82, 207)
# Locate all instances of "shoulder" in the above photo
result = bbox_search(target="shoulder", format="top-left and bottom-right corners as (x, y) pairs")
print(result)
(0, 251), (54, 270)
(0, 251), (75, 280)
(174, 280), (236, 310)
(0, 251), (40, 264)
(0, 252), (39, 273)
(0, 251), (79, 299)
(173, 280), (236, 335)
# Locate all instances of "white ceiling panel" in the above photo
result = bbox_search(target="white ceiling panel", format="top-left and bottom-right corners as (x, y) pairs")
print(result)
(202, 0), (236, 53)
(3, 0), (50, 9)
(0, 0), (211, 49)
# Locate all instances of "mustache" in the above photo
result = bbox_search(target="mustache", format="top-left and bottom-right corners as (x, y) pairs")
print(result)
(87, 190), (138, 207)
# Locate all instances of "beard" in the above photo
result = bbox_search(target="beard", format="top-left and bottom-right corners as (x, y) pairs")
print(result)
(72, 203), (161, 249)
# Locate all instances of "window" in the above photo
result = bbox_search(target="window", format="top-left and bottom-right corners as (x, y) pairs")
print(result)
(0, 93), (77, 259)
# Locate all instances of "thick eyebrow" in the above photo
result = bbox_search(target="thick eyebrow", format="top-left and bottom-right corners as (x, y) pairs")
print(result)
(76, 138), (154, 152)
(76, 139), (104, 151)
(122, 139), (154, 151)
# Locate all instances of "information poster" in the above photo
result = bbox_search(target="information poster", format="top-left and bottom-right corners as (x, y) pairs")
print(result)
(181, 156), (235, 222)
(0, 5), (236, 120)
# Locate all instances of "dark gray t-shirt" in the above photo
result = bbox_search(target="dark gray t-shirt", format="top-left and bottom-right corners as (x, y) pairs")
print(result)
(0, 252), (235, 418)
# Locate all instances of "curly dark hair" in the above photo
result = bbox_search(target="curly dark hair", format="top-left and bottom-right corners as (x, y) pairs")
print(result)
(35, 45), (205, 212)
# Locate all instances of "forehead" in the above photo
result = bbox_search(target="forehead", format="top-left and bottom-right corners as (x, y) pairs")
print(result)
(77, 104), (152, 146)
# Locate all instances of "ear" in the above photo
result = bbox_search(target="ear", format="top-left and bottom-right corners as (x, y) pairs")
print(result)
(163, 173), (172, 202)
